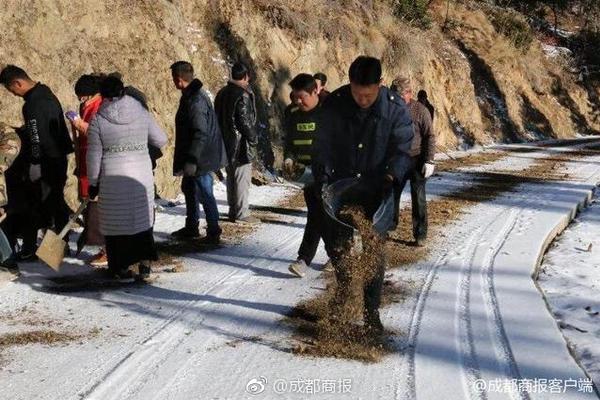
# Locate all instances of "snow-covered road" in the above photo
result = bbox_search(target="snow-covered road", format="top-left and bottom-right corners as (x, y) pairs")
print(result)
(1, 140), (600, 400)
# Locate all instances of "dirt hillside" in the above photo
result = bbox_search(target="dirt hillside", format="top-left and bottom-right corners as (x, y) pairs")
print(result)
(0, 0), (597, 203)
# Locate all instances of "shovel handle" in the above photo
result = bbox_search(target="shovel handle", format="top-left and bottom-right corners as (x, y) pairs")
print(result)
(57, 199), (89, 240)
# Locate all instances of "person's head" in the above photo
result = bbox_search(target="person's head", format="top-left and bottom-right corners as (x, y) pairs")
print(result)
(313, 72), (327, 93)
(74, 74), (100, 104)
(348, 56), (382, 109)
(231, 62), (250, 85)
(0, 65), (35, 97)
(417, 89), (428, 102)
(170, 61), (194, 90)
(100, 76), (125, 99)
(289, 73), (319, 112)
(390, 76), (412, 104)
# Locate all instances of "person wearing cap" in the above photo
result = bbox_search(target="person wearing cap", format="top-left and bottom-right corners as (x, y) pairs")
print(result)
(314, 56), (413, 334)
(390, 77), (435, 246)
(313, 72), (330, 102)
(0, 65), (73, 261)
(69, 74), (106, 266)
(214, 62), (259, 224)
(284, 73), (330, 278)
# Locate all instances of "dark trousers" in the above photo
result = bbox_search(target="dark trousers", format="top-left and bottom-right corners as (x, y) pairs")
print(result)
(393, 157), (428, 241)
(9, 159), (70, 252)
(181, 173), (221, 236)
(297, 183), (330, 265)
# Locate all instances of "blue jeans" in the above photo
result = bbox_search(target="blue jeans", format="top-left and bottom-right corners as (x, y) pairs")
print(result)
(181, 174), (221, 236)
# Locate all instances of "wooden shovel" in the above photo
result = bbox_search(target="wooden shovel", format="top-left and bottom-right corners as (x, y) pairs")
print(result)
(36, 199), (89, 271)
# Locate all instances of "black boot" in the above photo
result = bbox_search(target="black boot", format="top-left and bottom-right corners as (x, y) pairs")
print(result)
(171, 225), (200, 239)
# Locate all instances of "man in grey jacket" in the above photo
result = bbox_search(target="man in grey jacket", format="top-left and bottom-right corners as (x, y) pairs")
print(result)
(390, 76), (436, 246)
(170, 61), (226, 245)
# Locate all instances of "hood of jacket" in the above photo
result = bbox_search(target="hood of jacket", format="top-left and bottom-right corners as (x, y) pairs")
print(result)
(97, 95), (144, 125)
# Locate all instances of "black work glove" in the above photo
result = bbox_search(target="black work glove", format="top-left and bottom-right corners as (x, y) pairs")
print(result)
(88, 185), (99, 200)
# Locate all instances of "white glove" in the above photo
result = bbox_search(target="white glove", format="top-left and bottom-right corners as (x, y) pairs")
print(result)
(422, 162), (435, 179)
(183, 163), (197, 177)
(29, 164), (42, 182)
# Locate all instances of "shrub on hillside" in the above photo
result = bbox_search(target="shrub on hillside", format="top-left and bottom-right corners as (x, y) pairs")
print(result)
(391, 0), (432, 29)
(489, 9), (534, 51)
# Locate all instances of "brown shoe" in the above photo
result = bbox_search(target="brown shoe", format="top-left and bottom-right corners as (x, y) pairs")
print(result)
(89, 249), (108, 267)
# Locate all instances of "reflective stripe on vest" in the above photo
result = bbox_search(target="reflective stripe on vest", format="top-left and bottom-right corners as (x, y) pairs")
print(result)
(293, 139), (313, 146)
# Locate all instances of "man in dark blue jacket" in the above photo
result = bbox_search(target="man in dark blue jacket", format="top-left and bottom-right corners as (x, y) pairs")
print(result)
(170, 61), (226, 245)
(314, 56), (413, 333)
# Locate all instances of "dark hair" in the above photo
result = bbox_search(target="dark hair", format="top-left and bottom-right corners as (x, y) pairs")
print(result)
(417, 90), (428, 101)
(289, 73), (317, 93)
(170, 61), (194, 82)
(74, 74), (100, 97)
(348, 56), (382, 86)
(231, 62), (249, 81)
(0, 65), (30, 86)
(100, 76), (125, 99)
(313, 72), (327, 85)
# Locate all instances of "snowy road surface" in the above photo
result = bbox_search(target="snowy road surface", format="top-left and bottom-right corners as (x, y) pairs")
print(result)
(1, 140), (600, 400)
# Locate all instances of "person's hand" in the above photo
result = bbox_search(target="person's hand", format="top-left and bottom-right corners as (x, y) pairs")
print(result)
(422, 162), (435, 179)
(29, 164), (42, 182)
(183, 163), (197, 177)
(175, 170), (184, 177)
(88, 185), (99, 200)
(283, 158), (294, 175)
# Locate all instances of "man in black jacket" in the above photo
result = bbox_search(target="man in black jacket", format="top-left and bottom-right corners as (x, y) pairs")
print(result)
(314, 56), (413, 333)
(0, 65), (73, 260)
(214, 62), (258, 223)
(170, 61), (226, 245)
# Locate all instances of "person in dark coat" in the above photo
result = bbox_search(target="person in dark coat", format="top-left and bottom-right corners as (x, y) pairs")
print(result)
(0, 65), (74, 260)
(314, 56), (413, 333)
(214, 62), (258, 223)
(391, 78), (436, 246)
(313, 72), (330, 102)
(417, 89), (434, 122)
(170, 61), (226, 244)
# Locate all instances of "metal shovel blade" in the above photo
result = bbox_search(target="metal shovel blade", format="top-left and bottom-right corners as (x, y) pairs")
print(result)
(36, 199), (89, 271)
(36, 230), (66, 271)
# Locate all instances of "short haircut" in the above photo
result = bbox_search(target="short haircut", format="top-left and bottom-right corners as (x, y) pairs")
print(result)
(74, 74), (101, 97)
(289, 73), (317, 93)
(231, 62), (249, 81)
(417, 90), (428, 101)
(390, 76), (411, 94)
(170, 61), (194, 82)
(0, 65), (30, 86)
(348, 56), (382, 86)
(100, 76), (125, 99)
(313, 72), (327, 85)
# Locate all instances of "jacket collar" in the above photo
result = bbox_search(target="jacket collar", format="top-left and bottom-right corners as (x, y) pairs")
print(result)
(228, 80), (253, 95)
(182, 78), (203, 98)
(23, 82), (42, 102)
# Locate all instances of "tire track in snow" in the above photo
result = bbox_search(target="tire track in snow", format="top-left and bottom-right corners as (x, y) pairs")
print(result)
(80, 224), (302, 400)
(478, 208), (530, 400)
